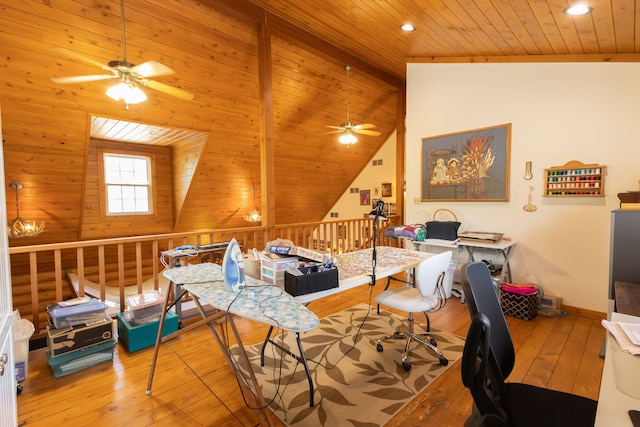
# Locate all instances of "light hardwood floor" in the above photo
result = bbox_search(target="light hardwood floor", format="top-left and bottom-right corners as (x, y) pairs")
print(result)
(17, 281), (605, 426)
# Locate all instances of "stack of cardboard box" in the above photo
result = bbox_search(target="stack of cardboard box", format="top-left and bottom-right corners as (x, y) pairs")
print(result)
(45, 298), (116, 378)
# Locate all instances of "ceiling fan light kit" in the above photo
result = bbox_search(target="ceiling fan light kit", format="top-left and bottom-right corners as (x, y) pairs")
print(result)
(51, 0), (193, 106)
(338, 130), (358, 145)
(106, 78), (147, 104)
(326, 65), (381, 145)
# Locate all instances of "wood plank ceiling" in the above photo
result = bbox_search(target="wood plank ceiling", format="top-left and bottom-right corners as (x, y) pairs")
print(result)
(1, 0), (638, 245)
(249, 0), (640, 79)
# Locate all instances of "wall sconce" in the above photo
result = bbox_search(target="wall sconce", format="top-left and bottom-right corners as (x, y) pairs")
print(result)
(7, 182), (45, 238)
(524, 161), (533, 180)
(243, 187), (262, 223)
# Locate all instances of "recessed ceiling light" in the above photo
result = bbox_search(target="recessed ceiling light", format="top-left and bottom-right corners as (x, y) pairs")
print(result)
(401, 23), (416, 32)
(563, 4), (593, 15)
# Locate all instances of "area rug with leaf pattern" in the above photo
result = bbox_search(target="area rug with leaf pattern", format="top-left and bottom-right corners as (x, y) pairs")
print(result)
(230, 303), (465, 426)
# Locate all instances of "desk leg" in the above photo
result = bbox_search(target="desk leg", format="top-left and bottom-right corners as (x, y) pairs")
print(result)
(465, 247), (514, 284)
(295, 332), (314, 407)
(260, 326), (274, 367)
(500, 247), (514, 284)
(260, 326), (315, 407)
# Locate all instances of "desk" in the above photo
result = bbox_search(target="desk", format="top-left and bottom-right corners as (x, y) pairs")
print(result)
(294, 246), (434, 304)
(146, 263), (318, 425)
(595, 312), (640, 426)
(405, 238), (517, 283)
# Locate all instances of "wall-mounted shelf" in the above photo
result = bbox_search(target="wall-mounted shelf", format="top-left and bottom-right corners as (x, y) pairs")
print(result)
(543, 160), (605, 197)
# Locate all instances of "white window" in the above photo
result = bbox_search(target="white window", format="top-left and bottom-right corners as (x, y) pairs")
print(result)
(103, 154), (151, 215)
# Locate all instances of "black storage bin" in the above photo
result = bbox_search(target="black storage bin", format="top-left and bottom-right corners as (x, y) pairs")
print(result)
(284, 266), (339, 296)
(500, 289), (538, 320)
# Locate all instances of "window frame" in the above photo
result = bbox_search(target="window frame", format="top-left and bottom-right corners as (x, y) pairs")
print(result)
(98, 148), (157, 219)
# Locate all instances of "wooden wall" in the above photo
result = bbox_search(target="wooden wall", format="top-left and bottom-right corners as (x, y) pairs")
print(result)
(0, 0), (402, 246)
(81, 140), (174, 239)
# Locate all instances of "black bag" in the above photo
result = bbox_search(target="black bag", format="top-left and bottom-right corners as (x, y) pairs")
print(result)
(425, 221), (461, 241)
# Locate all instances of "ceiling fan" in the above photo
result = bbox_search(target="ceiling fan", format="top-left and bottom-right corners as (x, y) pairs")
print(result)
(51, 0), (194, 105)
(325, 65), (381, 145)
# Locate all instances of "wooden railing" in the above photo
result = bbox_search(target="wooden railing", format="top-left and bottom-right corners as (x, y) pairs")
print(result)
(9, 216), (402, 334)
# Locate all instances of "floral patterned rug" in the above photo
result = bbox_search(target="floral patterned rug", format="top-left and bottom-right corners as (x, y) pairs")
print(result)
(230, 303), (465, 426)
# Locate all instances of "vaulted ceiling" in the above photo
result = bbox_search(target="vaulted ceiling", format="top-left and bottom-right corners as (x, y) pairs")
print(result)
(248, 0), (640, 79)
(1, 0), (638, 245)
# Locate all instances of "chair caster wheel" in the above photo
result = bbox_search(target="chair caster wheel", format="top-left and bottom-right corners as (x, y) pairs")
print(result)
(402, 361), (412, 371)
(430, 337), (437, 346)
(393, 330), (401, 336)
(376, 343), (383, 352)
(439, 358), (448, 366)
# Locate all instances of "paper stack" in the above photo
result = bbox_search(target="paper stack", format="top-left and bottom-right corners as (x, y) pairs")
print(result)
(602, 319), (640, 355)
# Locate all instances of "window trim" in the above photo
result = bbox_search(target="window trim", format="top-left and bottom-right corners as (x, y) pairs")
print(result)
(98, 148), (157, 219)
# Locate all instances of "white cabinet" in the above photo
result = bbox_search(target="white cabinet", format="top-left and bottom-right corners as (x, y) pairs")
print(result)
(0, 107), (16, 424)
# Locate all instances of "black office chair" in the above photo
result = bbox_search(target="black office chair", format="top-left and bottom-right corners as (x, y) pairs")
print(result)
(459, 262), (597, 427)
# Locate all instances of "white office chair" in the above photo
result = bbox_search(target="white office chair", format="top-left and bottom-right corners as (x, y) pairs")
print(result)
(375, 250), (453, 371)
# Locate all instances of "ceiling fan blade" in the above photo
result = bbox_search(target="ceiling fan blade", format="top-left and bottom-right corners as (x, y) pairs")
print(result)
(325, 125), (345, 130)
(353, 123), (377, 130)
(131, 61), (174, 78)
(322, 130), (344, 135)
(53, 47), (112, 72)
(142, 79), (194, 100)
(51, 74), (117, 84)
(354, 129), (382, 136)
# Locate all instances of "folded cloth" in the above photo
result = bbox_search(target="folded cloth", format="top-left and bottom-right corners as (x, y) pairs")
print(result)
(384, 226), (404, 238)
(402, 226), (418, 238)
(501, 283), (537, 295)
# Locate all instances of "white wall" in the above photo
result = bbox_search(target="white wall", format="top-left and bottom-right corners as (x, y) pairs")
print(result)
(406, 62), (640, 313)
(323, 132), (397, 221)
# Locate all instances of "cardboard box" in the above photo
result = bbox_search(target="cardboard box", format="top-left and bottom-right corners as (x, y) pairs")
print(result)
(290, 246), (331, 263)
(46, 339), (116, 378)
(47, 318), (115, 357)
(117, 311), (179, 352)
(284, 266), (338, 296)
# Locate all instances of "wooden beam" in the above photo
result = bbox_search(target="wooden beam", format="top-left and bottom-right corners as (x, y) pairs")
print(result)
(265, 12), (404, 89)
(200, 0), (404, 89)
(395, 88), (406, 222)
(257, 12), (276, 240)
(410, 53), (640, 63)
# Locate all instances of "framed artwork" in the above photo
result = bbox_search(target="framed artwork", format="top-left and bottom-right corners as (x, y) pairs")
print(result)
(421, 123), (511, 202)
(381, 183), (392, 197)
(360, 189), (370, 205)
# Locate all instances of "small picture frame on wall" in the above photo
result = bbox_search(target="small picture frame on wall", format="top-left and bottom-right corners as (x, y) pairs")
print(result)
(381, 183), (392, 197)
(360, 189), (370, 205)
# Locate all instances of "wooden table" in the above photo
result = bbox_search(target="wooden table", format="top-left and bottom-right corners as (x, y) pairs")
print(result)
(615, 282), (640, 317)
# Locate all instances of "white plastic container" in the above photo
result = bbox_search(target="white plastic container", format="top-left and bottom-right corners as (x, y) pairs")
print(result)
(14, 316), (34, 382)
(443, 260), (458, 299)
(125, 290), (164, 325)
(610, 334), (640, 399)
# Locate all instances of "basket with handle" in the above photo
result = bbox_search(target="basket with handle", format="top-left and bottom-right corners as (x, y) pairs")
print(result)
(433, 208), (458, 222)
